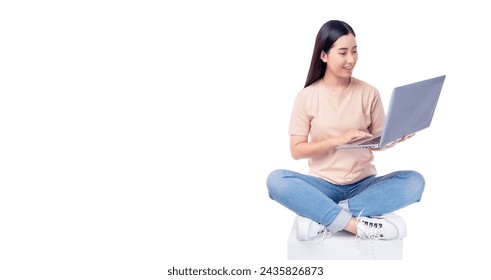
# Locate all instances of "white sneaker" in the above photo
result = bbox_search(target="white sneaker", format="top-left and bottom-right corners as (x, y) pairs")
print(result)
(295, 215), (329, 241)
(356, 213), (407, 240)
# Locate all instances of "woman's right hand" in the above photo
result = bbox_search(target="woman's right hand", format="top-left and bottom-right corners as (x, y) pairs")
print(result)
(334, 130), (372, 146)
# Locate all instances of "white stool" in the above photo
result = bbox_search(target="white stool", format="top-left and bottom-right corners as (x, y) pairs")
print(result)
(287, 221), (403, 260)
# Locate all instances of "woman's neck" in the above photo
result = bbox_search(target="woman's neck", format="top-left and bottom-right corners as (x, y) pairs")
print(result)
(322, 75), (351, 93)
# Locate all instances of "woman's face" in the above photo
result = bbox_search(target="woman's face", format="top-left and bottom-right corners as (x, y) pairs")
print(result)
(322, 33), (358, 79)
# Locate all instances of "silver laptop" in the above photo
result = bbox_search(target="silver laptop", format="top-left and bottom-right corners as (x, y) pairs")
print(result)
(336, 75), (446, 149)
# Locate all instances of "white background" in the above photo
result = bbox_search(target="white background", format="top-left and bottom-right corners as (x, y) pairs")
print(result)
(1, 0), (490, 279)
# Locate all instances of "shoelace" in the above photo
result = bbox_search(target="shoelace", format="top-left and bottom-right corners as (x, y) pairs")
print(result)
(318, 227), (332, 242)
(357, 220), (383, 239)
(355, 210), (379, 259)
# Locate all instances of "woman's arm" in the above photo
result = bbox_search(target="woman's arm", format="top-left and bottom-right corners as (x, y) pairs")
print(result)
(290, 135), (334, 160)
(290, 130), (372, 160)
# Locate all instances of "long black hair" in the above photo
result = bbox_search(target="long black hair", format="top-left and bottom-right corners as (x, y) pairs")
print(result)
(304, 20), (356, 88)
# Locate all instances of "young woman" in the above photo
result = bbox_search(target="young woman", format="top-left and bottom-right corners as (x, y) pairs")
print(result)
(266, 20), (424, 240)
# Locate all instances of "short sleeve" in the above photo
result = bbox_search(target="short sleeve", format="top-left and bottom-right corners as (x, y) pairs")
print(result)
(288, 92), (311, 136)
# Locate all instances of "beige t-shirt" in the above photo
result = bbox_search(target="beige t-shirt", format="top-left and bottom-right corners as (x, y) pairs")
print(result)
(289, 77), (385, 185)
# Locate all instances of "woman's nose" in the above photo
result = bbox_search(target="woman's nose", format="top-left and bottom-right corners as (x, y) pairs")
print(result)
(346, 53), (355, 63)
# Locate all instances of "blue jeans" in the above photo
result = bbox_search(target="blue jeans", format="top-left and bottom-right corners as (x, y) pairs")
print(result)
(266, 169), (424, 234)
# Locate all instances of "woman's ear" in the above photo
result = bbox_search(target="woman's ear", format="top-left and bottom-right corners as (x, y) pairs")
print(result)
(320, 51), (328, 63)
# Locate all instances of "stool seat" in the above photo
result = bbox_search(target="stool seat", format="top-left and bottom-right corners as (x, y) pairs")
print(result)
(287, 221), (403, 260)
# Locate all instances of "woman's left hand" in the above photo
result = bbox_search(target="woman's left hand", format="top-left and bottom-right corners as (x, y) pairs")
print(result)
(372, 133), (415, 151)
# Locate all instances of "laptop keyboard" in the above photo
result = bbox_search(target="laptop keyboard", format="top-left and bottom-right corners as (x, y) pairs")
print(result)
(360, 136), (381, 145)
